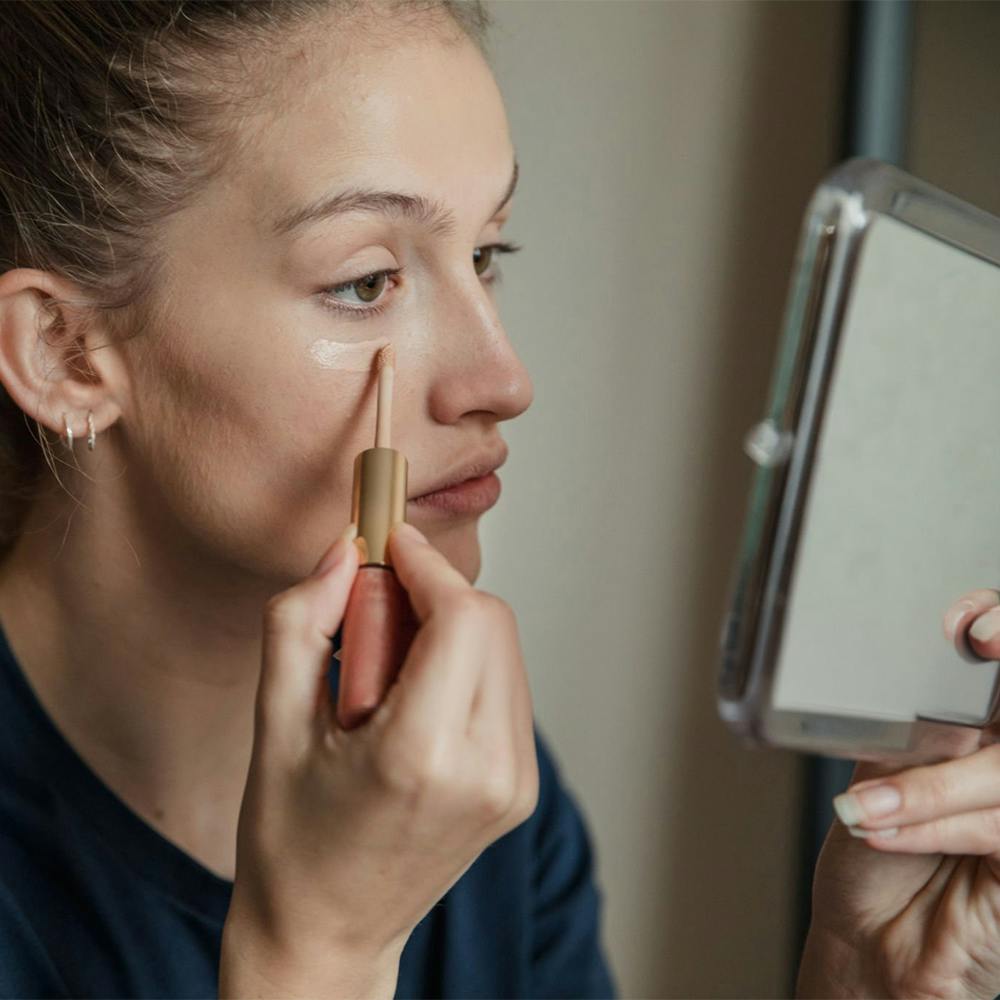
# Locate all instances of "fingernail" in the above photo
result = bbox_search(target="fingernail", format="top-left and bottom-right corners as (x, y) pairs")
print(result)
(391, 521), (428, 545)
(970, 606), (1000, 643)
(944, 599), (976, 640)
(847, 825), (898, 839)
(314, 524), (357, 575)
(833, 783), (901, 825)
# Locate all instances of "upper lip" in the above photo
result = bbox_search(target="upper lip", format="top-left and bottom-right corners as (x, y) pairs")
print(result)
(409, 441), (509, 499)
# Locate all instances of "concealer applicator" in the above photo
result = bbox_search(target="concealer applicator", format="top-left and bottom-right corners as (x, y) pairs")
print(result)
(337, 345), (418, 730)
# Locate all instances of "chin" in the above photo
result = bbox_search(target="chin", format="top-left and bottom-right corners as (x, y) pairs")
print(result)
(421, 518), (482, 583)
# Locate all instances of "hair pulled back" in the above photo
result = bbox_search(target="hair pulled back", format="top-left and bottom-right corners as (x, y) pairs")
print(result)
(0, 0), (493, 561)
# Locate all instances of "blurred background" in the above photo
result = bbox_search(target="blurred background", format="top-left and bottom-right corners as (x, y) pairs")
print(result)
(476, 1), (1000, 996)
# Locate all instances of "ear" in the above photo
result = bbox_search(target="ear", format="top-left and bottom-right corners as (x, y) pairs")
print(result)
(0, 268), (125, 450)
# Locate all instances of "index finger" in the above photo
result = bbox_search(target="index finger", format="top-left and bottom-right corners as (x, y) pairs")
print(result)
(836, 742), (1000, 832)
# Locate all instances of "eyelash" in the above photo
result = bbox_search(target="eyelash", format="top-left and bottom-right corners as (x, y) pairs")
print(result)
(319, 241), (523, 320)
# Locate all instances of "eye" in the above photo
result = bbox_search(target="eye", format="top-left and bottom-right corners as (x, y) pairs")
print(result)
(319, 267), (403, 319)
(473, 245), (494, 276)
(474, 240), (523, 284)
(318, 240), (524, 321)
(330, 271), (393, 306)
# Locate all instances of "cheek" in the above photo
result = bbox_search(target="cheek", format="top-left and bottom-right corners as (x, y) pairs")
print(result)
(125, 335), (379, 578)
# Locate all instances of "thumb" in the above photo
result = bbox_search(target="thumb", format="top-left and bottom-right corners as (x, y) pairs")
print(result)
(256, 523), (360, 752)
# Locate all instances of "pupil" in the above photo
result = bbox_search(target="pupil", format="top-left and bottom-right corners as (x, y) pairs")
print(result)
(356, 273), (385, 303)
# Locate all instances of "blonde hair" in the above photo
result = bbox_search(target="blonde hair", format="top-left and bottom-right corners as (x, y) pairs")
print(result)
(0, 0), (493, 561)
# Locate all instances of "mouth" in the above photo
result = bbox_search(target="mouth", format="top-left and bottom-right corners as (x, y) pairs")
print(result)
(408, 443), (508, 516)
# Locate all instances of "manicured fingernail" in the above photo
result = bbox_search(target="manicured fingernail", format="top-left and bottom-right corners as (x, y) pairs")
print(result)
(971, 606), (1000, 643)
(944, 599), (976, 640)
(391, 521), (428, 545)
(848, 825), (898, 839)
(314, 524), (357, 575)
(833, 784), (901, 825)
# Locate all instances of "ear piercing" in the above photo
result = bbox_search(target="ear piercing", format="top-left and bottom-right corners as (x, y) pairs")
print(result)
(61, 410), (97, 451)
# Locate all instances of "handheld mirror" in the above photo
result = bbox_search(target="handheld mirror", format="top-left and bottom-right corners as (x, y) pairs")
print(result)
(718, 157), (1000, 764)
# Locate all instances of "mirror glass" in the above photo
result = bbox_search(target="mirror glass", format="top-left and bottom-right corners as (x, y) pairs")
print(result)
(772, 212), (1000, 729)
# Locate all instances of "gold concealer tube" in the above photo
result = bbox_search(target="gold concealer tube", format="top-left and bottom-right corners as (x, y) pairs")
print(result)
(337, 346), (417, 730)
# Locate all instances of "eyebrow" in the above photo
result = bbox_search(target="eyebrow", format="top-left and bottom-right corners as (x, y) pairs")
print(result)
(270, 157), (520, 239)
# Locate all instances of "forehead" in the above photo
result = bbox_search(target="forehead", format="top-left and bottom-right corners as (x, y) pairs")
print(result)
(238, 29), (514, 230)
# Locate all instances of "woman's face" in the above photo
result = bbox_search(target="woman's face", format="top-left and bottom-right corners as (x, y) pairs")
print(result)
(122, 18), (533, 586)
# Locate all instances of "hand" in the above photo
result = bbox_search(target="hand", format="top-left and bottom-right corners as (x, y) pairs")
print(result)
(799, 588), (1000, 999)
(219, 521), (539, 998)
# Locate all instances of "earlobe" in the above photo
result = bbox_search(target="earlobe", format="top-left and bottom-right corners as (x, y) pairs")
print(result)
(0, 267), (121, 442)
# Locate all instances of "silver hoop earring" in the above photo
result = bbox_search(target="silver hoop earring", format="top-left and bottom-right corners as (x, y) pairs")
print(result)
(86, 410), (96, 451)
(61, 412), (74, 451)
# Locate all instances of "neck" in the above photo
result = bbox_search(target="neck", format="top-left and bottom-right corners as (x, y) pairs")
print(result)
(0, 481), (286, 882)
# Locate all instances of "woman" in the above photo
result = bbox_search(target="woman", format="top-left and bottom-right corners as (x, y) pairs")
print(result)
(0, 1), (999, 998)
(0, 2), (606, 996)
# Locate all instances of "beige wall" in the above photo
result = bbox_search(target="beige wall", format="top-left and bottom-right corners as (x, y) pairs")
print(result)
(478, 2), (846, 997)
(909, 0), (1000, 212)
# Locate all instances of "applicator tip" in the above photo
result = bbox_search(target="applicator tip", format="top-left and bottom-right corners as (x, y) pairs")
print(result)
(376, 344), (395, 372)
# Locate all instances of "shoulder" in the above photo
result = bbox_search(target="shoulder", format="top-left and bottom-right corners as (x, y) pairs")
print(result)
(530, 723), (602, 873)
(527, 723), (619, 999)
(530, 725), (588, 853)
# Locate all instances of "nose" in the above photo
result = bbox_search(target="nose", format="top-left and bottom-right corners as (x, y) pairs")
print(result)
(426, 275), (534, 426)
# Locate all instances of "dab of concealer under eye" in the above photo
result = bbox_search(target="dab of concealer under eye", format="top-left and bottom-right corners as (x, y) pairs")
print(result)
(308, 339), (389, 373)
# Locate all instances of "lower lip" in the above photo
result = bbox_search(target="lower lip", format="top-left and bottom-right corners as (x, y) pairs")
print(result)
(409, 471), (502, 515)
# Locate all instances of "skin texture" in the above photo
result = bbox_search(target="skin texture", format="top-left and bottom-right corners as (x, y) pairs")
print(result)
(0, 13), (531, 882)
(798, 589), (1000, 998)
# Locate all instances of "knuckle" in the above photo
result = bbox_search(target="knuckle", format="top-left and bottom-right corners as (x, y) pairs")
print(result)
(374, 734), (453, 798)
(481, 591), (515, 624)
(919, 770), (951, 815)
(371, 738), (406, 791)
(372, 735), (417, 794)
(493, 602), (517, 634)
(445, 589), (513, 626)
(477, 766), (518, 822)
(262, 591), (307, 631)
(442, 590), (483, 621)
(472, 595), (518, 648)
(418, 741), (455, 791)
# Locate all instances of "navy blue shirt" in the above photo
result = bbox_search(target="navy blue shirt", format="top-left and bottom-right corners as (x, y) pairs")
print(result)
(0, 618), (617, 998)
